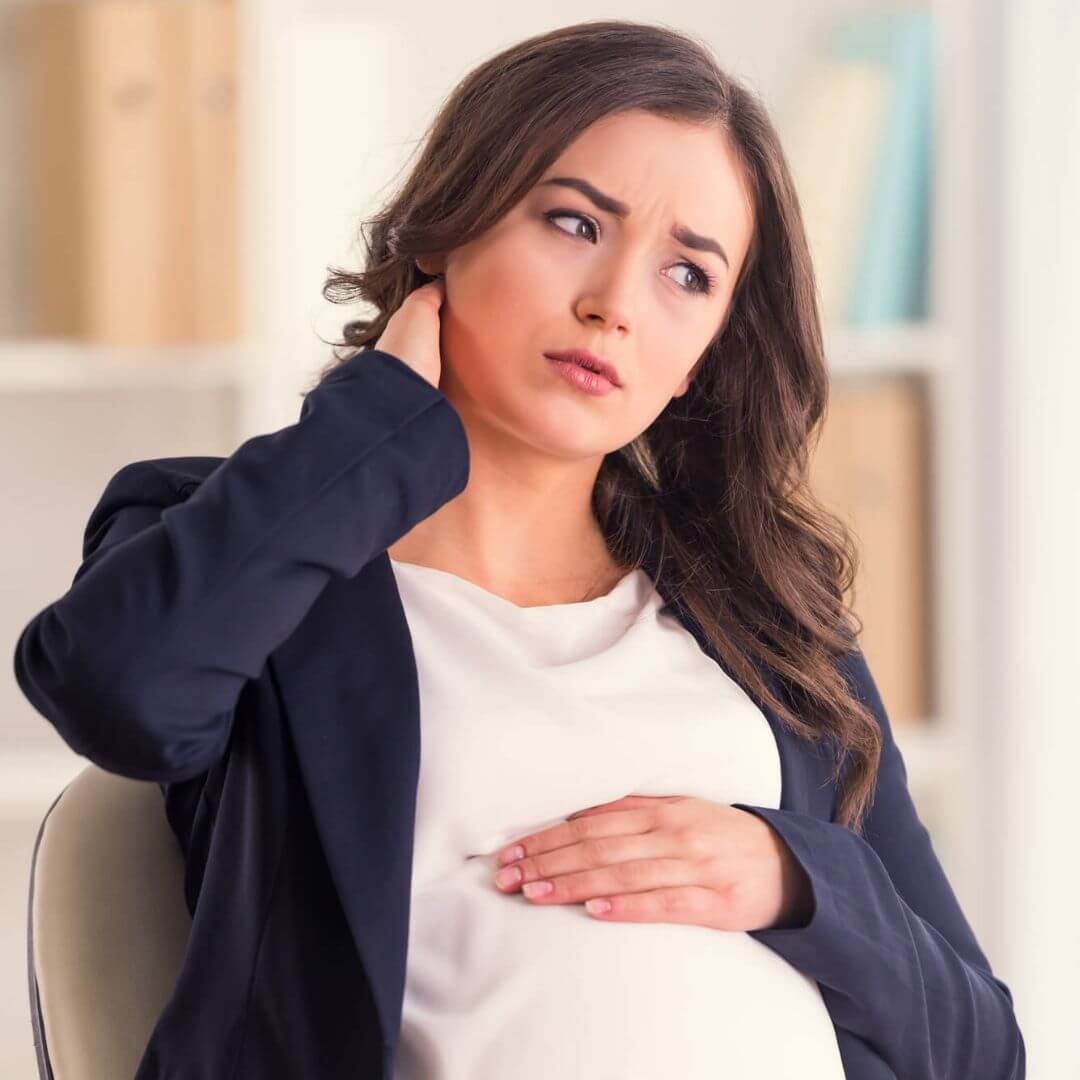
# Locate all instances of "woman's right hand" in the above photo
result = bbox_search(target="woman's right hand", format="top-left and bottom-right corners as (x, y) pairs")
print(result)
(373, 277), (446, 390)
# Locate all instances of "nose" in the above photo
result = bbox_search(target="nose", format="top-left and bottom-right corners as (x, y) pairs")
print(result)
(574, 264), (635, 334)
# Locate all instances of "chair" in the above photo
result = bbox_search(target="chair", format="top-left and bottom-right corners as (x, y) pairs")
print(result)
(27, 765), (191, 1080)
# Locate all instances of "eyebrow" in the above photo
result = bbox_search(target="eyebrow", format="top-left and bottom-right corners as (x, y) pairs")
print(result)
(537, 174), (730, 270)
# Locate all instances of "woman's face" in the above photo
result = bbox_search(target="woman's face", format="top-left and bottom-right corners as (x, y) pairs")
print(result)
(426, 109), (756, 460)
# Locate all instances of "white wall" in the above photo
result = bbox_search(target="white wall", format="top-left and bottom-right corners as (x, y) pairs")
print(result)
(987, 0), (1080, 1074)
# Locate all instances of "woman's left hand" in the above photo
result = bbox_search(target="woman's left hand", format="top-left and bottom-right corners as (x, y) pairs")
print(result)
(492, 794), (814, 931)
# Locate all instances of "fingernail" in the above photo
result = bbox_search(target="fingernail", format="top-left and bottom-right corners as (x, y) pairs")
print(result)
(495, 865), (522, 889)
(497, 845), (525, 866)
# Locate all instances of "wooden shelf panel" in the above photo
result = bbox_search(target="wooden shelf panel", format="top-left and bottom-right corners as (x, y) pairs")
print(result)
(0, 339), (262, 392)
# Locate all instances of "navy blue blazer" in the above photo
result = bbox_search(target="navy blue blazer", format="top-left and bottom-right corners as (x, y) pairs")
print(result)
(14, 348), (1025, 1079)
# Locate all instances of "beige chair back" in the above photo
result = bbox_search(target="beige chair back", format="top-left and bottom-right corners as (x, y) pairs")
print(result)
(28, 765), (191, 1080)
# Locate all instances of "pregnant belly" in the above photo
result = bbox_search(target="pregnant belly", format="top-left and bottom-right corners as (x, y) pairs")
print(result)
(395, 854), (846, 1080)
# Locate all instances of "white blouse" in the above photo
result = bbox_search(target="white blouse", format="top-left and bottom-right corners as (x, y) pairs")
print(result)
(388, 557), (845, 1080)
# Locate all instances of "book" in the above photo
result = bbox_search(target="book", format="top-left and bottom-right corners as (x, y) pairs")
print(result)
(775, 58), (891, 326)
(808, 374), (931, 726)
(834, 10), (934, 325)
(777, 10), (935, 327)
(189, 0), (241, 342)
(23, 0), (240, 346)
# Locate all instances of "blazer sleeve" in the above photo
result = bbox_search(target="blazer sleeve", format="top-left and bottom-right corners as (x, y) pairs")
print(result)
(731, 647), (1025, 1080)
(12, 349), (470, 783)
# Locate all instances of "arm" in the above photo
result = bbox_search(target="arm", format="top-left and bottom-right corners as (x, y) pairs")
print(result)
(732, 648), (1025, 1079)
(13, 350), (470, 783)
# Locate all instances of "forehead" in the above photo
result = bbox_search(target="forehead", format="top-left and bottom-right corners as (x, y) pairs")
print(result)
(539, 111), (755, 260)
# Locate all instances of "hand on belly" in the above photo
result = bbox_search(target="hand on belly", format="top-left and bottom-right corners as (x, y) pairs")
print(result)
(489, 793), (814, 932)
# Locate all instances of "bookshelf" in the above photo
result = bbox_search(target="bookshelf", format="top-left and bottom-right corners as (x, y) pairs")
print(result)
(0, 0), (984, 927)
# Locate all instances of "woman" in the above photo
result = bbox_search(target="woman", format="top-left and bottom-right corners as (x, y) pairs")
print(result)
(15, 19), (1023, 1080)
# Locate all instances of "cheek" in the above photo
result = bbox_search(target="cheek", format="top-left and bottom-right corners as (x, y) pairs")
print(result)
(457, 239), (557, 321)
(501, 258), (566, 328)
(439, 246), (550, 386)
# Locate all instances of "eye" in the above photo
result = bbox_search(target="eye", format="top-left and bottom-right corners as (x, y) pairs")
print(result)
(668, 263), (717, 295)
(546, 210), (597, 242)
(543, 210), (717, 297)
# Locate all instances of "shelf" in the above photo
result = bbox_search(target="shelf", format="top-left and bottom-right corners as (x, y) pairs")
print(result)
(824, 321), (953, 376)
(0, 324), (950, 392)
(0, 339), (263, 392)
(892, 720), (959, 794)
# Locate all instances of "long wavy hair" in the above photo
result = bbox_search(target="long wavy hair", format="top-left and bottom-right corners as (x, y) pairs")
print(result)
(311, 19), (882, 836)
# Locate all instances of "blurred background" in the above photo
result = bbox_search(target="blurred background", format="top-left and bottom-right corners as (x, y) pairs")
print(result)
(1, 0), (1077, 1075)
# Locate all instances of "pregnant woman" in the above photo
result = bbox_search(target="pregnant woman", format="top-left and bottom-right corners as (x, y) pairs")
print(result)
(14, 18), (1024, 1080)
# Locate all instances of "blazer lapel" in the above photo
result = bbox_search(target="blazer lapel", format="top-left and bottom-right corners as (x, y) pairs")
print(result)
(269, 543), (837, 1053)
(270, 551), (423, 1055)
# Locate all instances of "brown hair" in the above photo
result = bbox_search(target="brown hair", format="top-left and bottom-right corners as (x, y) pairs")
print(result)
(313, 19), (882, 835)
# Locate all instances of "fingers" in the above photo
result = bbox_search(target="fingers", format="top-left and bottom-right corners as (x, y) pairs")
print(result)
(411, 276), (445, 309)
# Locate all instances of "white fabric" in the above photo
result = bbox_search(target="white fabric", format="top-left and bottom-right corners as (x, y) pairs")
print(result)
(389, 557), (845, 1079)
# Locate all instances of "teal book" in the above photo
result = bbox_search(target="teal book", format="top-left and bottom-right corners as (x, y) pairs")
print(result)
(832, 10), (934, 325)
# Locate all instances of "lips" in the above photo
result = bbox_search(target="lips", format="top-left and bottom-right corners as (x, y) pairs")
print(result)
(543, 349), (623, 388)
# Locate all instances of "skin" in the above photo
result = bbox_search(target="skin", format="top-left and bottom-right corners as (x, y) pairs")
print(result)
(388, 109), (812, 930)
(491, 794), (815, 933)
(388, 108), (756, 606)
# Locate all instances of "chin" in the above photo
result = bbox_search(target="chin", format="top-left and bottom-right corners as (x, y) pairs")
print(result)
(459, 357), (627, 456)
(516, 404), (628, 461)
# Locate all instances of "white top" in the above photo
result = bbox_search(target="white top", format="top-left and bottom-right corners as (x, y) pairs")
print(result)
(388, 557), (844, 1080)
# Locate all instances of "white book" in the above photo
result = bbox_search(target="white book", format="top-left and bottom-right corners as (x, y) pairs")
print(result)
(774, 59), (891, 326)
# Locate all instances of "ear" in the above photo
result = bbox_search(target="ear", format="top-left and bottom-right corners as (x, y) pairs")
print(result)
(416, 254), (447, 277)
